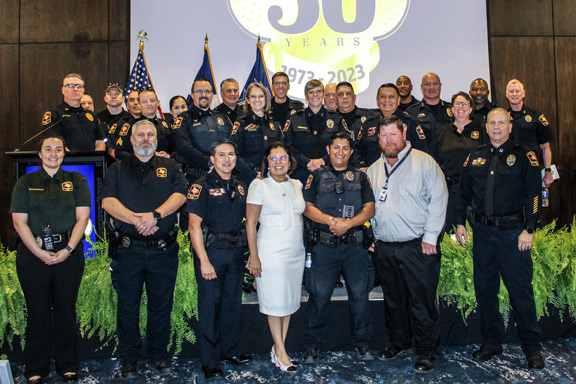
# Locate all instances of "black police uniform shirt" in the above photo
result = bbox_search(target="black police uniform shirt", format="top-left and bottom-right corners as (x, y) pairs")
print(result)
(107, 116), (175, 160)
(270, 97), (305, 132)
(471, 101), (496, 124)
(229, 111), (283, 182)
(456, 139), (541, 229)
(508, 105), (554, 153)
(101, 154), (187, 240)
(397, 97), (419, 113)
(338, 106), (377, 143)
(10, 167), (91, 235)
(303, 164), (374, 235)
(405, 100), (453, 148)
(214, 103), (244, 125)
(186, 172), (247, 235)
(172, 104), (233, 169)
(41, 102), (106, 151)
(354, 110), (427, 168)
(97, 109), (131, 132)
(429, 119), (486, 181)
(285, 106), (347, 168)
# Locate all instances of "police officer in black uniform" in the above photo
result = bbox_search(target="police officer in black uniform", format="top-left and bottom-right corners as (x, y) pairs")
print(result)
(405, 73), (453, 150)
(335, 82), (376, 143)
(173, 78), (233, 184)
(107, 88), (175, 160)
(302, 132), (375, 364)
(285, 79), (347, 183)
(455, 108), (545, 369)
(269, 72), (305, 131)
(97, 83), (130, 132)
(469, 78), (496, 124)
(187, 139), (252, 380)
(41, 73), (106, 151)
(101, 120), (188, 379)
(230, 82), (283, 184)
(505, 79), (555, 188)
(356, 83), (427, 169)
(396, 75), (419, 112)
(214, 78), (244, 123)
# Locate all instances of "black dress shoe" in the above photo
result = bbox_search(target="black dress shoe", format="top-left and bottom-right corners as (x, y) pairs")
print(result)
(63, 372), (78, 382)
(526, 350), (545, 369)
(222, 354), (253, 365)
(378, 345), (409, 360)
(303, 348), (319, 364)
(121, 360), (139, 379)
(202, 365), (223, 379)
(414, 354), (435, 373)
(149, 358), (173, 376)
(472, 345), (503, 361)
(27, 377), (42, 384)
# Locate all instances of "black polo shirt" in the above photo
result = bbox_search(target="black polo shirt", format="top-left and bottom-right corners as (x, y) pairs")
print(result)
(11, 167), (91, 235)
(101, 154), (187, 239)
(186, 171), (247, 235)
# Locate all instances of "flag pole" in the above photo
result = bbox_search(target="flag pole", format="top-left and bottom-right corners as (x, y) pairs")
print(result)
(136, 30), (165, 118)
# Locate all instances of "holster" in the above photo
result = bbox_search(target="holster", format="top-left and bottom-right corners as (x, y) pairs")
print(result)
(105, 221), (121, 259)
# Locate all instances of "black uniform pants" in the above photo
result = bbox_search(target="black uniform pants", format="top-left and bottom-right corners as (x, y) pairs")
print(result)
(16, 241), (84, 379)
(373, 238), (441, 356)
(194, 246), (244, 367)
(110, 242), (179, 362)
(304, 243), (374, 349)
(472, 223), (541, 354)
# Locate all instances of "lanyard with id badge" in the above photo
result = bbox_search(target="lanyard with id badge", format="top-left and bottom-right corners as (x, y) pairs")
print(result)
(379, 147), (412, 202)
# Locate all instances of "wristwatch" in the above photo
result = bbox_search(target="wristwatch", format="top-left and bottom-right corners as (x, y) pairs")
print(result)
(65, 245), (75, 255)
(525, 227), (534, 234)
(544, 168), (552, 173)
(153, 210), (162, 222)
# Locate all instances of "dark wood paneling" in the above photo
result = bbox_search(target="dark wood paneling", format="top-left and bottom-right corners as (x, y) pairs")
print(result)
(0, 44), (20, 244)
(20, 0), (109, 43)
(109, 0), (129, 41)
(488, 0), (553, 36)
(19, 43), (110, 146)
(553, 0), (576, 36)
(0, 0), (20, 43)
(554, 37), (576, 226)
(109, 40), (129, 87)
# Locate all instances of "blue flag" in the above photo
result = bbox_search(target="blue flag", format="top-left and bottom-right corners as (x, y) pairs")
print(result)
(188, 44), (219, 108)
(240, 41), (273, 103)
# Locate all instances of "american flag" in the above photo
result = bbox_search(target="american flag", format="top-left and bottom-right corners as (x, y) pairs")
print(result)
(124, 48), (152, 98)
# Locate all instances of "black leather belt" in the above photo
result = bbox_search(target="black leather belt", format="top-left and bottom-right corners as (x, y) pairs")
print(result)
(475, 213), (524, 230)
(318, 229), (363, 248)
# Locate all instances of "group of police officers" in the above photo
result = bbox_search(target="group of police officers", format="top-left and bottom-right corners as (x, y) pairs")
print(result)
(38, 71), (552, 379)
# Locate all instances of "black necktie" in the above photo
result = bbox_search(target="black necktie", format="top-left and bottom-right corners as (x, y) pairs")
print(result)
(484, 148), (499, 218)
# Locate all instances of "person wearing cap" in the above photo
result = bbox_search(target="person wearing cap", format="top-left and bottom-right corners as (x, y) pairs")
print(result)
(40, 73), (106, 151)
(97, 83), (130, 134)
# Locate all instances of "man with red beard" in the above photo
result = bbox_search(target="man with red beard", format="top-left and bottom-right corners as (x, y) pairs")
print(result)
(367, 115), (447, 373)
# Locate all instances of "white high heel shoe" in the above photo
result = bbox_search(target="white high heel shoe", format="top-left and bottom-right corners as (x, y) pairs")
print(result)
(270, 346), (279, 367)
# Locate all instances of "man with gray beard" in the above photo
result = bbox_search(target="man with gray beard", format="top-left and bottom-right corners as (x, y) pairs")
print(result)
(367, 116), (447, 373)
(102, 120), (187, 379)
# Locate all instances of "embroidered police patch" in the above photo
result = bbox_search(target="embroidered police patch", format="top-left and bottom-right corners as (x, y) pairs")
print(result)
(538, 114), (549, 126)
(156, 167), (167, 178)
(42, 111), (51, 125)
(305, 175), (313, 189)
(173, 117), (183, 129)
(62, 182), (73, 191)
(188, 184), (202, 200)
(231, 121), (240, 135)
(526, 151), (539, 167)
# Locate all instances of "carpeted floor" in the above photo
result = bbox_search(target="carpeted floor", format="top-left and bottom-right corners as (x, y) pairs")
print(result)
(8, 338), (576, 383)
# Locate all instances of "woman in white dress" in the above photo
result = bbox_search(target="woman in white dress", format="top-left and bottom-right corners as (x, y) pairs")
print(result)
(246, 142), (305, 373)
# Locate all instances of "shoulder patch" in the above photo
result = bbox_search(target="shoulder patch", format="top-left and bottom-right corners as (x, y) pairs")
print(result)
(61, 182), (73, 191)
(42, 111), (52, 125)
(446, 108), (453, 118)
(173, 116), (183, 129)
(120, 123), (130, 136)
(109, 123), (117, 134)
(305, 175), (313, 189)
(416, 125), (426, 140)
(231, 121), (240, 135)
(283, 120), (290, 132)
(85, 112), (94, 121)
(526, 151), (539, 167)
(156, 167), (167, 178)
(187, 184), (202, 200)
(538, 114), (549, 126)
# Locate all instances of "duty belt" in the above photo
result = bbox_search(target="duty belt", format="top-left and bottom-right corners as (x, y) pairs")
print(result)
(318, 229), (363, 248)
(34, 232), (69, 250)
(206, 230), (247, 249)
(121, 227), (178, 251)
(475, 213), (524, 231)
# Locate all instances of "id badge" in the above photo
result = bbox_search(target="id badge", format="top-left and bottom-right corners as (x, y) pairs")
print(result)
(378, 184), (388, 202)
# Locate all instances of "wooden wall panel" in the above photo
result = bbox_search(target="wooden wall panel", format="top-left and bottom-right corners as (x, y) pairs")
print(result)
(488, 0), (553, 36)
(552, 0), (576, 36)
(19, 43), (110, 148)
(109, 0), (129, 41)
(0, 0), (20, 43)
(0, 44), (20, 244)
(553, 37), (576, 226)
(20, 0), (108, 42)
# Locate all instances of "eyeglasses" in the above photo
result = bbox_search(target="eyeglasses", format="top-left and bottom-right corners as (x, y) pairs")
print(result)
(268, 155), (289, 162)
(273, 81), (287, 87)
(63, 83), (84, 89)
(249, 94), (265, 99)
(194, 89), (213, 95)
(453, 102), (470, 107)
